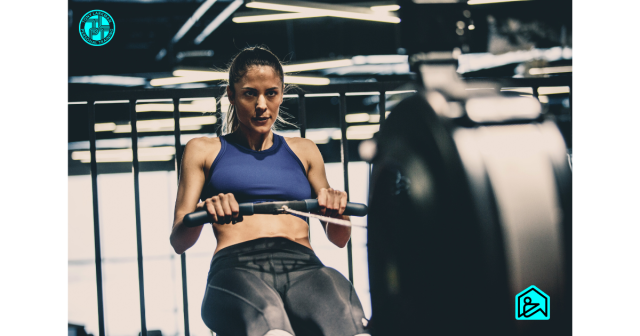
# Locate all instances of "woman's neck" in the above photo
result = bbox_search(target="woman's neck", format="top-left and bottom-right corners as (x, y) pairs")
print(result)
(232, 128), (274, 151)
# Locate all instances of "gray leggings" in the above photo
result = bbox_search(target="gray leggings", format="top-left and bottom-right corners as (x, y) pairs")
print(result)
(201, 238), (369, 336)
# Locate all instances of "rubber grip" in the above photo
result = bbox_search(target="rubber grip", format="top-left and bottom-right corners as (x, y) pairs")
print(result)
(303, 200), (368, 216)
(183, 203), (254, 227)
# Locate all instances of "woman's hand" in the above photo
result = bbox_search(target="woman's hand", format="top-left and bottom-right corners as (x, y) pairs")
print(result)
(316, 188), (349, 219)
(198, 193), (243, 224)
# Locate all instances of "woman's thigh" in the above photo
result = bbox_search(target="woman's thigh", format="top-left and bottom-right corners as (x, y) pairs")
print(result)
(202, 268), (294, 336)
(283, 267), (369, 336)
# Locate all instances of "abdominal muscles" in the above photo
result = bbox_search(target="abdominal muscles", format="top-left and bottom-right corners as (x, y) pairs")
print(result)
(211, 214), (311, 253)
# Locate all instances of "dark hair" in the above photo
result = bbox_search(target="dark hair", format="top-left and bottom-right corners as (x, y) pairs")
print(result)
(220, 46), (296, 135)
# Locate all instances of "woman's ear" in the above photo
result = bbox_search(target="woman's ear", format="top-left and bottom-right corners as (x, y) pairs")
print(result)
(226, 86), (235, 105)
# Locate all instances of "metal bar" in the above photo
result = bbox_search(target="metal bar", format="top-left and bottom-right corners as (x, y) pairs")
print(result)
(379, 90), (386, 128)
(88, 100), (106, 336)
(173, 98), (191, 336)
(569, 83), (573, 148)
(298, 93), (306, 139)
(297, 93), (310, 239)
(130, 99), (148, 336)
(339, 92), (354, 284)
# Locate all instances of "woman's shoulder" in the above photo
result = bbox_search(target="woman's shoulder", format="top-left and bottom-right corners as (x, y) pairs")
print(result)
(186, 135), (221, 148)
(282, 136), (317, 152)
(184, 136), (222, 159)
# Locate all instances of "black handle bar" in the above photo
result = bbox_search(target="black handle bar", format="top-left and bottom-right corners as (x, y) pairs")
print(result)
(183, 199), (368, 227)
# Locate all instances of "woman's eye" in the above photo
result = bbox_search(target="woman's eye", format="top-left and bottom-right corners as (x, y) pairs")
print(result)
(244, 91), (256, 96)
(267, 91), (277, 96)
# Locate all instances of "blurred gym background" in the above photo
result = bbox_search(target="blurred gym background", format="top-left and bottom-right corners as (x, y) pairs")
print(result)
(67, 1), (571, 335)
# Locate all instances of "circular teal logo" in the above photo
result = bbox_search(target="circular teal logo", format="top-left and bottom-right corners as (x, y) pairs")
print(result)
(79, 10), (115, 46)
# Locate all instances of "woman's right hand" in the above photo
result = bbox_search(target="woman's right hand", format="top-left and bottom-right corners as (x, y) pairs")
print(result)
(197, 193), (243, 224)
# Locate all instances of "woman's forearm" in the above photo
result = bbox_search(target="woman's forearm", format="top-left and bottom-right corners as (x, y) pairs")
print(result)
(170, 220), (203, 254)
(324, 216), (351, 248)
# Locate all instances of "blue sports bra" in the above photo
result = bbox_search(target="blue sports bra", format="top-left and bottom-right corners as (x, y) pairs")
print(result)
(201, 133), (313, 209)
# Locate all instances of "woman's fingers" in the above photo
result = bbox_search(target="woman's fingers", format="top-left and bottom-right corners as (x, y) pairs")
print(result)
(227, 193), (243, 223)
(203, 193), (239, 224)
(204, 198), (219, 223)
(318, 188), (348, 218)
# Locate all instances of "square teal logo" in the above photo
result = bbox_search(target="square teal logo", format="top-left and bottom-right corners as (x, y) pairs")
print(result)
(515, 285), (550, 320)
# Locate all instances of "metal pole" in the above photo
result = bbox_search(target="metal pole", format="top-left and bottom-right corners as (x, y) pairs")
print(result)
(88, 100), (106, 336)
(379, 91), (386, 128)
(569, 84), (573, 149)
(339, 92), (354, 284)
(298, 93), (306, 139)
(297, 93), (310, 239)
(173, 98), (191, 336)
(130, 99), (147, 336)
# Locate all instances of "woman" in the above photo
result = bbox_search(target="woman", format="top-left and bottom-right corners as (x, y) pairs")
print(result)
(170, 46), (369, 336)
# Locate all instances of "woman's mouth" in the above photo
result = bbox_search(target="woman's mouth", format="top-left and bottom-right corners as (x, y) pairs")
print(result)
(252, 116), (270, 123)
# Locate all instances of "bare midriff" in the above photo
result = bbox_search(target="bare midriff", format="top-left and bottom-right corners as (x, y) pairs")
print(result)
(211, 213), (312, 254)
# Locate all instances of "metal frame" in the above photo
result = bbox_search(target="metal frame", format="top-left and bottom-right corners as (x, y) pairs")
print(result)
(73, 76), (570, 336)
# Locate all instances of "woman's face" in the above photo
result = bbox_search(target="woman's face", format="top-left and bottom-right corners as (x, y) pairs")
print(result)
(228, 65), (283, 135)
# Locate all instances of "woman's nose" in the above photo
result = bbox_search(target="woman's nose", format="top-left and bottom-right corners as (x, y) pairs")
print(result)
(256, 94), (267, 110)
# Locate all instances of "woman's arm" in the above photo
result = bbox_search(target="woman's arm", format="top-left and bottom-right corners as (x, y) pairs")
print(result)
(300, 138), (352, 248)
(170, 137), (218, 254)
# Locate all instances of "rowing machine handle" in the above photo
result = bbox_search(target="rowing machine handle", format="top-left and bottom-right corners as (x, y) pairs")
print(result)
(183, 199), (368, 227)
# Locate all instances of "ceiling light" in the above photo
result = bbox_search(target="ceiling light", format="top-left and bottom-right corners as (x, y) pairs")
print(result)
(468, 0), (529, 4)
(173, 0), (218, 43)
(110, 116), (216, 133)
(72, 146), (177, 163)
(283, 76), (330, 85)
(284, 59), (353, 72)
(69, 75), (146, 87)
(194, 0), (244, 45)
(114, 125), (203, 133)
(345, 113), (371, 123)
(233, 12), (324, 23)
(501, 87), (533, 94)
(150, 72), (227, 86)
(529, 65), (572, 75)
(331, 124), (380, 140)
(246, 1), (400, 23)
(136, 99), (217, 112)
(538, 86), (571, 95)
(94, 123), (117, 132)
(370, 5), (400, 12)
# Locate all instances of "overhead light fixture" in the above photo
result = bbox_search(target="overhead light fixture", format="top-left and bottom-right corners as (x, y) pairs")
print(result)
(136, 99), (217, 112)
(69, 75), (146, 87)
(529, 65), (572, 75)
(345, 113), (371, 123)
(468, 0), (530, 4)
(244, 0), (400, 23)
(283, 76), (330, 85)
(501, 87), (534, 95)
(150, 72), (227, 86)
(370, 5), (400, 12)
(94, 122), (117, 132)
(284, 59), (353, 72)
(332, 124), (380, 140)
(195, 0), (244, 45)
(233, 12), (325, 23)
(152, 71), (329, 86)
(107, 116), (216, 134)
(173, 0), (218, 43)
(72, 146), (177, 163)
(538, 86), (571, 95)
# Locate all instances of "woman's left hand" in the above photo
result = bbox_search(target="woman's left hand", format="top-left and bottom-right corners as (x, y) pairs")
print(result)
(316, 188), (348, 219)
